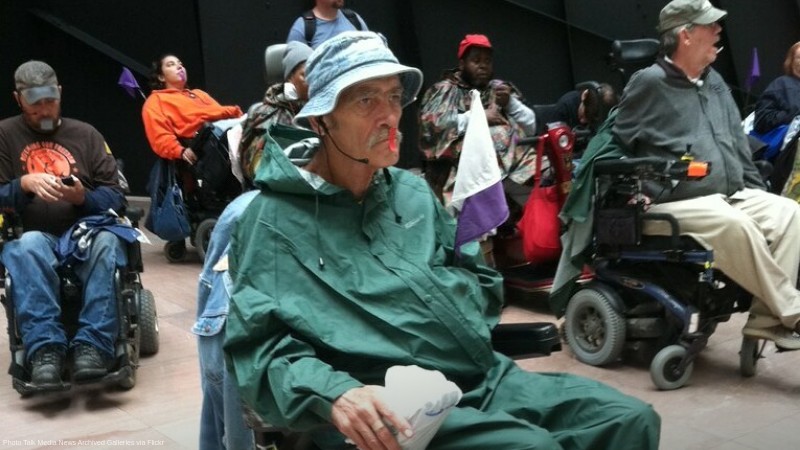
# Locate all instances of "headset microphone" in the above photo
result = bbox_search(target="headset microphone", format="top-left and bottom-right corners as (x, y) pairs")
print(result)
(320, 119), (370, 164)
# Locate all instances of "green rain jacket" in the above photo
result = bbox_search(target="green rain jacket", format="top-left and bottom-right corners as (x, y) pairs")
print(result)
(225, 125), (660, 450)
(224, 124), (503, 430)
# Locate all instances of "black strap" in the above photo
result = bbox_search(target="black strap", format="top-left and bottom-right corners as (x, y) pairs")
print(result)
(342, 8), (363, 31)
(302, 10), (316, 47)
(302, 8), (362, 46)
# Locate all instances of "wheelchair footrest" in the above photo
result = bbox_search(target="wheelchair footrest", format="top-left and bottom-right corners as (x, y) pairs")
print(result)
(12, 377), (71, 395)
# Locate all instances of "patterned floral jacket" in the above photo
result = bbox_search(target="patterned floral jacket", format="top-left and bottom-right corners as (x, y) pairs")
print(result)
(419, 69), (539, 200)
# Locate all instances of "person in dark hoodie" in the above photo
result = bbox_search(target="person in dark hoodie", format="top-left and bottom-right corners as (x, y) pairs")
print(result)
(238, 41), (313, 187)
(613, 0), (800, 349)
(753, 41), (800, 135)
(223, 31), (660, 450)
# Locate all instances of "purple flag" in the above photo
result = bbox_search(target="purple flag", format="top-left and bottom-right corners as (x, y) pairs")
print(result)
(451, 90), (509, 256)
(746, 47), (760, 91)
(118, 67), (145, 99)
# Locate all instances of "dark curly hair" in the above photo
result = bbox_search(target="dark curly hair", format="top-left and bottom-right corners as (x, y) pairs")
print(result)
(582, 82), (619, 129)
(148, 53), (180, 90)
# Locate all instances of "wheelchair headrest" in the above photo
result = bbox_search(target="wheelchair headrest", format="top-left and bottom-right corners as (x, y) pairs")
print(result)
(264, 43), (287, 86)
(610, 39), (660, 66)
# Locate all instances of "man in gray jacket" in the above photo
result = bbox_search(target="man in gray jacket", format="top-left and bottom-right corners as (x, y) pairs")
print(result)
(614, 0), (800, 348)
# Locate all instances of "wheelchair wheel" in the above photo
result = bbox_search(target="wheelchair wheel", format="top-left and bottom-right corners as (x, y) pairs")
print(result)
(564, 286), (626, 366)
(650, 344), (693, 390)
(195, 218), (217, 262)
(164, 240), (187, 263)
(740, 337), (764, 378)
(139, 289), (160, 355)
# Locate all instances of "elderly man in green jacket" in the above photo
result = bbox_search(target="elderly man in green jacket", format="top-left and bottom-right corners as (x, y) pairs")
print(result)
(224, 31), (660, 450)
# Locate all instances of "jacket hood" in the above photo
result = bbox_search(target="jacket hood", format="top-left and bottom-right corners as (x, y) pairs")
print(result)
(252, 123), (335, 196)
(253, 123), (397, 199)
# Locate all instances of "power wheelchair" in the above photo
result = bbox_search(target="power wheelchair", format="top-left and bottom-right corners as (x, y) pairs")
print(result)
(161, 123), (243, 264)
(561, 157), (759, 390)
(1, 207), (159, 396)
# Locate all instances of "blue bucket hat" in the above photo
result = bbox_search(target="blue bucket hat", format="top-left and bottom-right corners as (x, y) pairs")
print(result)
(293, 31), (423, 129)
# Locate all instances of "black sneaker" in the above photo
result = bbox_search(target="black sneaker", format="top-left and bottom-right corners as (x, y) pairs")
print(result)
(29, 345), (66, 386)
(72, 344), (110, 382)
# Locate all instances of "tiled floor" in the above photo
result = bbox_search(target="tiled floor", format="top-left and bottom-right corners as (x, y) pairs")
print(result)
(1, 215), (800, 449)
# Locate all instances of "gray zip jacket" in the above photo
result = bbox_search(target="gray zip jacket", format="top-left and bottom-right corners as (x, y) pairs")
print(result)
(613, 57), (764, 203)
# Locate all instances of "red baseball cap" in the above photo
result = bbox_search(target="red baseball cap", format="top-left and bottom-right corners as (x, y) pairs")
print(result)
(458, 34), (492, 59)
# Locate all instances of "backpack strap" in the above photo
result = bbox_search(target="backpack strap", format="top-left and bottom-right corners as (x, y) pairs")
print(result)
(342, 8), (363, 31)
(304, 9), (362, 46)
(302, 9), (316, 46)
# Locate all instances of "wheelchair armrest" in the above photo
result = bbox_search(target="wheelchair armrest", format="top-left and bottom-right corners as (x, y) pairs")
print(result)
(491, 322), (561, 359)
(611, 39), (660, 66)
(594, 157), (710, 180)
(124, 206), (144, 225)
(243, 402), (328, 450)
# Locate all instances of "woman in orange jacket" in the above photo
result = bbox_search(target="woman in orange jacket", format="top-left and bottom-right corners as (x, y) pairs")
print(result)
(142, 54), (242, 165)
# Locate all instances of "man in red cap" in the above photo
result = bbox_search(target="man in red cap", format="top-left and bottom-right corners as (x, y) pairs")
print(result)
(419, 33), (537, 204)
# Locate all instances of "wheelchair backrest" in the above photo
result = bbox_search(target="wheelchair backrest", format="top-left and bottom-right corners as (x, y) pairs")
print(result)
(264, 43), (287, 86)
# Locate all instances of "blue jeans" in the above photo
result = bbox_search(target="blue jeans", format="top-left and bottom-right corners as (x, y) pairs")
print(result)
(2, 230), (126, 361)
(198, 331), (254, 450)
(195, 191), (258, 450)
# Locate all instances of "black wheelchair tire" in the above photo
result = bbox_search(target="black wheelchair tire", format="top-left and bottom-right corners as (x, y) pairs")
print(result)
(195, 218), (217, 262)
(164, 240), (187, 263)
(739, 337), (762, 378)
(139, 289), (160, 355)
(564, 285), (626, 366)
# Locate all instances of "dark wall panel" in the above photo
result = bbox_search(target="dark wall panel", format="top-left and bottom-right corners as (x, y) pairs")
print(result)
(3, 0), (800, 193)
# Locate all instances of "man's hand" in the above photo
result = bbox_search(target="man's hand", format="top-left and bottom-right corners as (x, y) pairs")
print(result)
(21, 173), (64, 202)
(182, 147), (197, 165)
(58, 176), (86, 206)
(331, 386), (412, 450)
(20, 174), (87, 205)
(493, 83), (512, 108)
(485, 103), (508, 126)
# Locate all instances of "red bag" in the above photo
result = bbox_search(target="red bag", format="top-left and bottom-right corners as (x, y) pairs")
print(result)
(516, 139), (565, 263)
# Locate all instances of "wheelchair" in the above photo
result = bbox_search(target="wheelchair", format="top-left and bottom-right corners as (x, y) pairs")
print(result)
(1, 207), (160, 395)
(242, 322), (562, 450)
(163, 123), (243, 263)
(561, 157), (758, 390)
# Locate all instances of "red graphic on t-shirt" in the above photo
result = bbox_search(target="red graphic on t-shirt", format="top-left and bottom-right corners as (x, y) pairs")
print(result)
(20, 141), (77, 177)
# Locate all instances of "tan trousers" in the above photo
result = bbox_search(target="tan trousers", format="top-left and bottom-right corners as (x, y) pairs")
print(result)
(642, 188), (800, 329)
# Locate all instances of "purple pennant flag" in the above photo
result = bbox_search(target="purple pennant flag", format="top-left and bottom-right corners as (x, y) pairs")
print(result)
(746, 47), (760, 91)
(118, 67), (145, 99)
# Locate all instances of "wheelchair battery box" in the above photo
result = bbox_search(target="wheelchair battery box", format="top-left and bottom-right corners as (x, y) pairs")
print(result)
(596, 208), (640, 246)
